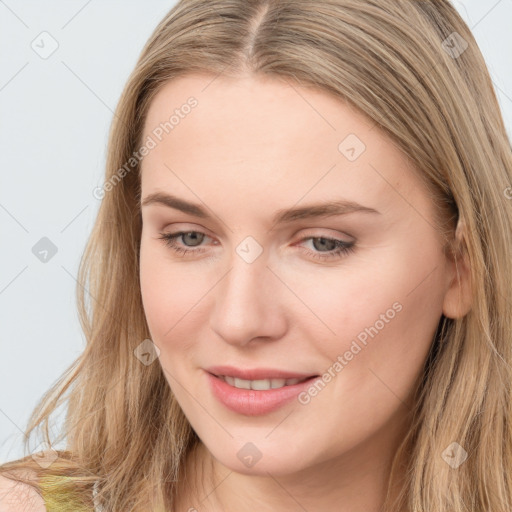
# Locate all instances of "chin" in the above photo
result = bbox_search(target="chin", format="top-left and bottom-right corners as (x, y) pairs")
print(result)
(205, 440), (315, 477)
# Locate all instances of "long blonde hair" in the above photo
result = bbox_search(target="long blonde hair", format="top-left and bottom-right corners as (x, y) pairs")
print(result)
(2, 1), (512, 510)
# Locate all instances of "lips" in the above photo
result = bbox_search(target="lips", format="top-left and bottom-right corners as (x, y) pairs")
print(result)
(206, 364), (318, 381)
(205, 371), (320, 416)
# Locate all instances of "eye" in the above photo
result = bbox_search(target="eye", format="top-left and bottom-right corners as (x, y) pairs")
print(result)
(157, 231), (355, 261)
(157, 231), (211, 256)
(297, 236), (355, 261)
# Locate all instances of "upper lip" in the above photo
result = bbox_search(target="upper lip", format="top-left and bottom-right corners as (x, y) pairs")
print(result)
(205, 365), (318, 380)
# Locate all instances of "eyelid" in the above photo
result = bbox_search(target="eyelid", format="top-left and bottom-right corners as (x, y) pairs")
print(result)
(294, 227), (354, 241)
(159, 222), (216, 238)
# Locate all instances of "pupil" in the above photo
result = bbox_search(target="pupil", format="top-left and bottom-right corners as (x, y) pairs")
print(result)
(183, 232), (203, 246)
(313, 237), (335, 251)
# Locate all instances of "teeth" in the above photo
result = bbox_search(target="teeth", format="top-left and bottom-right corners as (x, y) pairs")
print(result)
(221, 375), (306, 390)
(234, 377), (251, 389)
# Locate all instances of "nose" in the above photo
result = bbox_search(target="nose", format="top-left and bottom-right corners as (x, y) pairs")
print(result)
(209, 248), (288, 347)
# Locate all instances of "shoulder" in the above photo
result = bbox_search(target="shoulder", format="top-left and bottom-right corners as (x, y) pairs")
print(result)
(0, 471), (46, 512)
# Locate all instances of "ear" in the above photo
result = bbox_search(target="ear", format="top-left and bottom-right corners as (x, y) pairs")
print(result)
(442, 218), (472, 319)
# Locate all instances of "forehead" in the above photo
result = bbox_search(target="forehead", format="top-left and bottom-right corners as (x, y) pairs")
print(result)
(142, 72), (376, 153)
(140, 73), (427, 222)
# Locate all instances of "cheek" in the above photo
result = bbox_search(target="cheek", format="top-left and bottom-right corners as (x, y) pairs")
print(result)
(139, 239), (203, 350)
(297, 242), (446, 402)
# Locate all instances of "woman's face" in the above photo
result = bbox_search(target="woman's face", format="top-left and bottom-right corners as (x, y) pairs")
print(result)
(139, 73), (464, 476)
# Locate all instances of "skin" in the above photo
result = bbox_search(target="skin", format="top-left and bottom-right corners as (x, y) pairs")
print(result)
(138, 73), (471, 512)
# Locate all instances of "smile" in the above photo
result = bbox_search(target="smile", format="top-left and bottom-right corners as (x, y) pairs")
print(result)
(206, 371), (320, 416)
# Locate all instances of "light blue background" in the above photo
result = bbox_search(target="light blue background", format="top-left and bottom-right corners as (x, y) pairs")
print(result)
(1, 0), (511, 463)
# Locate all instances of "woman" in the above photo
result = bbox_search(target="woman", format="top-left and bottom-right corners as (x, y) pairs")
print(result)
(1, 0), (511, 511)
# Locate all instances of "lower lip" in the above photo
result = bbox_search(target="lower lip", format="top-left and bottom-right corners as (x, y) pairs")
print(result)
(205, 371), (319, 416)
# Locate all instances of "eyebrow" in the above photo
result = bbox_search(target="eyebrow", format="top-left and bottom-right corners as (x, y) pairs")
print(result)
(141, 191), (380, 226)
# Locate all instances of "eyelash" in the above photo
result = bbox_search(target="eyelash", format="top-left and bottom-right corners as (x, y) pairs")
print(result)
(156, 231), (355, 261)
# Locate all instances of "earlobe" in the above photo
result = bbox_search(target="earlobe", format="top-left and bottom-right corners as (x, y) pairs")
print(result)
(442, 218), (473, 319)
